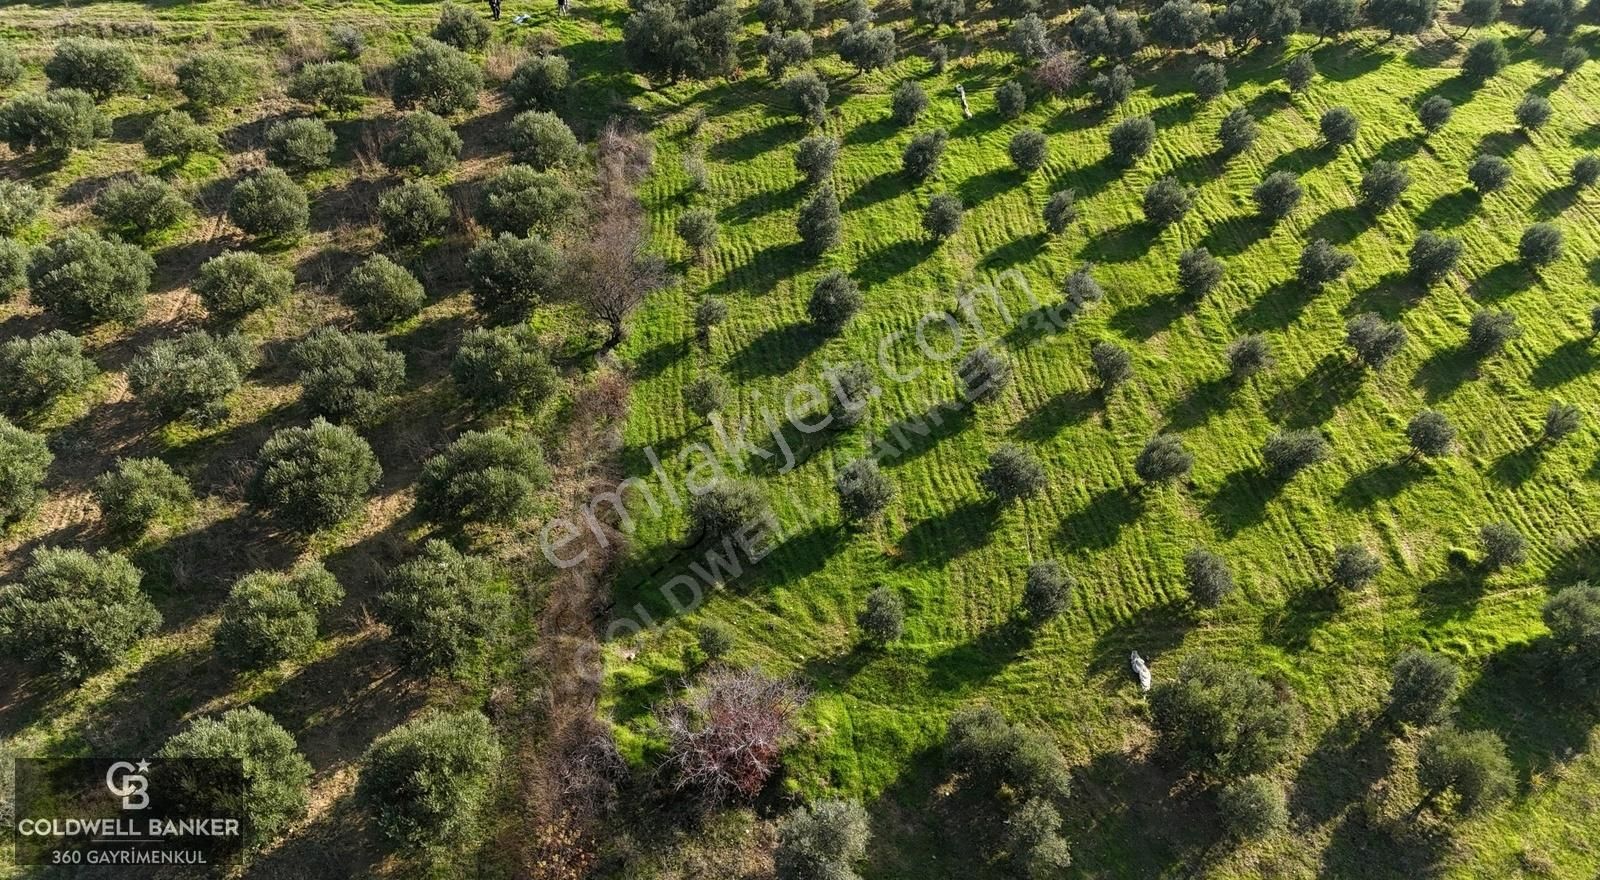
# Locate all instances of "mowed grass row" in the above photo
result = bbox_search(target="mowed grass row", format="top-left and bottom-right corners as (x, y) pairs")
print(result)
(607, 17), (1600, 879)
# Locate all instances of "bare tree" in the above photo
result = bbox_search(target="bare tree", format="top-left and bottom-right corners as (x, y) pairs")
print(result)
(657, 667), (808, 808)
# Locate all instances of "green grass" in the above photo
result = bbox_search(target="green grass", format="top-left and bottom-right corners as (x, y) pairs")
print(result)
(605, 21), (1600, 880)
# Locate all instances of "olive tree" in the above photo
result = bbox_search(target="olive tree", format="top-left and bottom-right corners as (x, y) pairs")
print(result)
(1009, 128), (1047, 174)
(1467, 153), (1511, 194)
(1418, 95), (1453, 133)
(958, 345), (1012, 403)
(451, 324), (557, 411)
(1090, 340), (1133, 391)
(127, 331), (254, 425)
(92, 457), (194, 538)
(358, 710), (502, 849)
(44, 38), (138, 98)
(996, 80), (1027, 120)
(379, 542), (509, 676)
(1408, 231), (1463, 286)
(795, 134), (840, 185)
(1253, 170), (1302, 222)
(1406, 409), (1456, 459)
(1109, 115), (1156, 165)
(478, 165), (577, 236)
(1023, 560), (1073, 621)
(786, 71), (829, 125)
(1142, 176), (1192, 227)
(1320, 106), (1359, 147)
(0, 547), (159, 680)
(382, 111), (462, 175)
(0, 331), (97, 417)
(1360, 160), (1411, 212)
(1217, 776), (1288, 839)
(1043, 189), (1077, 233)
(1543, 583), (1600, 690)
(193, 252), (292, 322)
(1478, 521), (1526, 571)
(292, 328), (406, 425)
(176, 53), (251, 111)
(392, 38), (483, 115)
(1388, 648), (1459, 727)
(1150, 654), (1298, 781)
(507, 54), (569, 110)
(808, 270), (863, 333)
(1264, 429), (1330, 479)
(835, 457), (893, 523)
(1177, 247), (1223, 298)
(507, 110), (580, 170)
(251, 418), (381, 532)
(342, 254), (426, 327)
(1330, 544), (1382, 591)
(1415, 725), (1513, 816)
(1515, 94), (1552, 131)
(466, 232), (562, 322)
(94, 174), (188, 241)
(797, 183), (842, 257)
(1296, 238), (1354, 291)
(688, 479), (772, 544)
(676, 207), (719, 260)
(922, 193), (963, 240)
(1227, 335), (1274, 378)
(228, 168), (309, 241)
(417, 429), (547, 526)
(903, 128), (948, 180)
(891, 81), (928, 125)
(1346, 313), (1407, 369)
(0, 180), (43, 234)
(0, 418), (52, 528)
(432, 2), (491, 51)
(27, 229), (153, 326)
(775, 800), (871, 880)
(265, 118), (336, 172)
(978, 444), (1047, 504)
(0, 89), (108, 156)
(1543, 401), (1581, 443)
(157, 708), (312, 849)
(215, 564), (344, 669)
(1519, 222), (1563, 268)
(1184, 547), (1235, 606)
(1462, 36), (1508, 80)
(1136, 434), (1193, 486)
(288, 61), (365, 113)
(1467, 309), (1520, 357)
(1218, 107), (1258, 157)
(857, 587), (904, 645)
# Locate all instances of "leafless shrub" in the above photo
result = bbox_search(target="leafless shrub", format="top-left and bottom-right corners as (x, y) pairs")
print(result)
(1033, 50), (1085, 97)
(657, 667), (808, 808)
(485, 43), (530, 84)
(568, 122), (670, 351)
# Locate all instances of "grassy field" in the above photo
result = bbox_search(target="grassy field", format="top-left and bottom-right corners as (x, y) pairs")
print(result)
(2, 0), (1600, 877)
(602, 12), (1600, 880)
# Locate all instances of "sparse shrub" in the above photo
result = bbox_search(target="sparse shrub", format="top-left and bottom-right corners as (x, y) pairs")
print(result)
(808, 270), (862, 333)
(287, 61), (365, 113)
(1218, 777), (1287, 839)
(1407, 409), (1455, 458)
(959, 346), (1012, 402)
(377, 180), (450, 249)
(342, 254), (425, 326)
(929, 43), (950, 73)
(1479, 521), (1526, 570)
(128, 331), (253, 425)
(417, 429), (546, 526)
(786, 71), (829, 125)
(836, 457), (892, 523)
(44, 38), (138, 99)
(697, 621), (734, 662)
(858, 586), (904, 645)
(1218, 107), (1258, 157)
(826, 362), (873, 427)
(1330, 544), (1382, 590)
(797, 183), (842, 257)
(251, 418), (381, 532)
(1519, 222), (1563, 268)
(176, 53), (250, 111)
(0, 547), (159, 680)
(659, 667), (805, 806)
(1467, 153), (1511, 194)
(1467, 309), (1520, 356)
(1416, 725), (1513, 815)
(762, 31), (813, 79)
(1418, 95), (1453, 133)
(0, 44), (19, 89)
(92, 458), (193, 538)
(795, 134), (840, 185)
(27, 230), (153, 326)
(1360, 160), (1411, 212)
(1136, 434), (1193, 486)
(903, 128), (948, 180)
(1142, 176), (1192, 227)
(1009, 128), (1047, 174)
(0, 181), (43, 234)
(1150, 654), (1297, 781)
(0, 331), (97, 417)
(1515, 94), (1552, 131)
(1573, 155), (1600, 189)
(1346, 312), (1407, 369)
(94, 174), (187, 241)
(452, 324), (557, 411)
(216, 564), (343, 669)
(1227, 334), (1273, 378)
(1063, 266), (1103, 313)
(507, 54), (569, 110)
(775, 799), (871, 880)
(1320, 106), (1359, 146)
(1090, 340), (1132, 390)
(507, 110), (579, 170)
(1023, 560), (1073, 621)
(1177, 247), (1223, 298)
(676, 207), (719, 260)
(1184, 547), (1234, 606)
(1108, 114), (1155, 165)
(358, 710), (501, 848)
(1006, 801), (1072, 874)
(1193, 62), (1226, 102)
(979, 444), (1046, 503)
(891, 81), (927, 126)
(682, 151), (708, 191)
(922, 193), (963, 240)
(1253, 170), (1302, 222)
(158, 708), (312, 849)
(194, 252), (292, 322)
(1043, 189), (1077, 233)
(1296, 238), (1354, 291)
(1561, 46), (1587, 74)
(683, 374), (727, 420)
(1544, 401), (1581, 442)
(466, 232), (563, 321)
(1285, 53), (1315, 92)
(1010, 13), (1052, 62)
(478, 164), (576, 236)
(433, 2), (491, 51)
(1264, 429), (1330, 478)
(1388, 648), (1459, 726)
(0, 418), (52, 527)
(392, 38), (483, 115)
(382, 111), (462, 175)
(945, 704), (1071, 803)
(0, 239), (23, 301)
(265, 118), (335, 172)
(1088, 64), (1139, 106)
(839, 22), (897, 72)
(996, 80), (1027, 119)
(694, 297), (729, 348)
(228, 168), (309, 241)
(689, 479), (772, 543)
(293, 328), (405, 425)
(330, 24), (365, 59)
(1408, 231), (1463, 285)
(0, 89), (109, 155)
(1463, 37), (1508, 80)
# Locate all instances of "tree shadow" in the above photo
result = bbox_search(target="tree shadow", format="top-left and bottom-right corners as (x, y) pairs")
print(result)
(1411, 343), (1478, 402)
(853, 236), (937, 286)
(1314, 42), (1389, 81)
(1547, 534), (1600, 585)
(1267, 354), (1363, 428)
(1203, 467), (1285, 537)
(1267, 142), (1336, 175)
(1532, 184), (1579, 220)
(897, 497), (1001, 566)
(1344, 270), (1422, 321)
(707, 240), (805, 296)
(709, 118), (805, 162)
(1081, 221), (1157, 264)
(629, 336), (691, 380)
(1199, 214), (1273, 257)
(1110, 288), (1194, 339)
(1305, 204), (1370, 245)
(1414, 188), (1478, 231)
(1467, 260), (1533, 302)
(1487, 442), (1544, 487)
(876, 400), (971, 468)
(1260, 586), (1340, 652)
(1058, 484), (1142, 549)
(843, 115), (899, 146)
(925, 617), (1033, 693)
(718, 179), (805, 223)
(842, 168), (902, 212)
(980, 230), (1046, 272)
(1163, 374), (1236, 430)
(1414, 568), (1486, 626)
(1012, 387), (1096, 441)
(1336, 458), (1428, 509)
(724, 321), (827, 380)
(1237, 279), (1319, 331)
(1316, 804), (1451, 879)
(1529, 337), (1600, 389)
(955, 166), (1016, 209)
(1289, 708), (1392, 830)
(1456, 638), (1599, 780)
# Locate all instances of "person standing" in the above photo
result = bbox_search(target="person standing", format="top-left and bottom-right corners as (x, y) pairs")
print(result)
(488, 0), (502, 19)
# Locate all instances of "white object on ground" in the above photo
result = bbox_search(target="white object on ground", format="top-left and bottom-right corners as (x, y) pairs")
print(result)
(956, 84), (972, 119)
(1130, 651), (1151, 692)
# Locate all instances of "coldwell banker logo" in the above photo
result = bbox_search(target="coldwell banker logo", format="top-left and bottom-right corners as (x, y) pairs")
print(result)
(9, 756), (246, 869)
